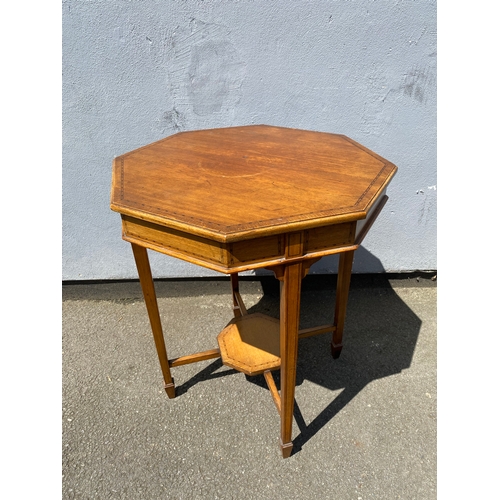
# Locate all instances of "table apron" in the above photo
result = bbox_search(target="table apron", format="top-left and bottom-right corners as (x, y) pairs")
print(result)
(121, 215), (359, 274)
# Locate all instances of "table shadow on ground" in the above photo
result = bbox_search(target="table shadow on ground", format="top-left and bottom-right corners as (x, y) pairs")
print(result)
(175, 247), (423, 455)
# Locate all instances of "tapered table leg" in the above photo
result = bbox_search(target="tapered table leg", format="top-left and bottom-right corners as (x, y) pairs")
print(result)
(131, 243), (176, 398)
(230, 273), (242, 318)
(331, 250), (355, 359)
(279, 261), (303, 458)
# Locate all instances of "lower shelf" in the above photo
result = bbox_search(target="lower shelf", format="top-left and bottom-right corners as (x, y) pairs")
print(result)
(217, 313), (280, 376)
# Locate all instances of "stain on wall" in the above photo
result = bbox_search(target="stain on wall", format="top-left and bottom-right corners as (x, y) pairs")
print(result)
(168, 19), (246, 120)
(416, 186), (437, 225)
(188, 40), (245, 115)
(360, 65), (394, 137)
(162, 107), (186, 132)
(401, 64), (436, 104)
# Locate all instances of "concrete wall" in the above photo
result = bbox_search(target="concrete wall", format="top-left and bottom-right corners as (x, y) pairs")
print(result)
(62, 0), (436, 280)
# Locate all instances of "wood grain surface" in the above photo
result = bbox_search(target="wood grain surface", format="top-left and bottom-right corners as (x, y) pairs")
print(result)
(111, 125), (397, 243)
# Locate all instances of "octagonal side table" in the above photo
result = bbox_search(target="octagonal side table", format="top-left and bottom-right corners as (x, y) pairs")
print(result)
(110, 125), (397, 458)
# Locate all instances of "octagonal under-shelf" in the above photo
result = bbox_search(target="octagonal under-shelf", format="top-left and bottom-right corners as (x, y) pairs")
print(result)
(217, 313), (281, 376)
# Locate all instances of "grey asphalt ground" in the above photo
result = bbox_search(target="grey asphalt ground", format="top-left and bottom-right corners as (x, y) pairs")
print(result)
(62, 274), (436, 499)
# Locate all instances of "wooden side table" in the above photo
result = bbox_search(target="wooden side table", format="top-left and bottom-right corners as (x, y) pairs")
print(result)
(110, 125), (397, 458)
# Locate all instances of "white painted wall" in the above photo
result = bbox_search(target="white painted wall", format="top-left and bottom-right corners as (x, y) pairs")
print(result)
(62, 0), (436, 280)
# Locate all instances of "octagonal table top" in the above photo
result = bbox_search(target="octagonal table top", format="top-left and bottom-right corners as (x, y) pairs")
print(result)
(110, 125), (397, 243)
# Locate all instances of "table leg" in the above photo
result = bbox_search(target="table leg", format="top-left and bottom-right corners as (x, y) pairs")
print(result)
(131, 243), (176, 398)
(331, 249), (355, 359)
(279, 261), (303, 458)
(230, 273), (242, 318)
